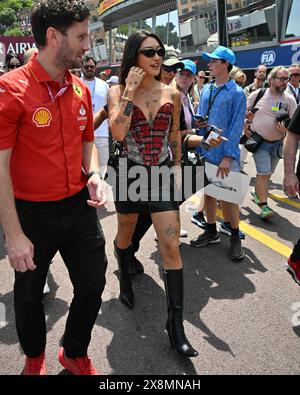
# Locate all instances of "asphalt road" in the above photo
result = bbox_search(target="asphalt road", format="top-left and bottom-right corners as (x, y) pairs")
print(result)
(0, 154), (299, 375)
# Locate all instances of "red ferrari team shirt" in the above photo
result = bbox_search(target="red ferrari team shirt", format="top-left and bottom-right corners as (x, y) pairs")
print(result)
(0, 53), (94, 201)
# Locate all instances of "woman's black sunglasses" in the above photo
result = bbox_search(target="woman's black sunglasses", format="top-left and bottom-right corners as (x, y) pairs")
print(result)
(139, 47), (165, 58)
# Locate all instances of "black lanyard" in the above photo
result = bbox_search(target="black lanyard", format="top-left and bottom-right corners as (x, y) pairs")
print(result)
(290, 84), (300, 104)
(206, 84), (226, 118)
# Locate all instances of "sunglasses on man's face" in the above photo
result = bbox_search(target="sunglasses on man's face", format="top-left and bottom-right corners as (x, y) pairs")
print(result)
(162, 65), (178, 73)
(139, 47), (165, 58)
(8, 64), (21, 69)
(290, 73), (300, 78)
(275, 76), (290, 82)
(84, 65), (96, 70)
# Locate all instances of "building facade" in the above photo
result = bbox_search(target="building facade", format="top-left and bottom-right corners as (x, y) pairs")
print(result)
(93, 0), (300, 72)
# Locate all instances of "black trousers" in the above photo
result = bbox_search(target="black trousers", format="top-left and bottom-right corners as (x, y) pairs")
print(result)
(291, 238), (300, 261)
(14, 187), (107, 358)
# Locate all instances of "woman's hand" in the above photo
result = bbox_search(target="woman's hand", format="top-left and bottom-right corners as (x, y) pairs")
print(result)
(125, 67), (146, 92)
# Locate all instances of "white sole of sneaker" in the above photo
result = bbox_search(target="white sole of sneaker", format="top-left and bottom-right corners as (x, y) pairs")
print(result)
(286, 264), (300, 286)
(191, 218), (207, 229)
(219, 227), (231, 237)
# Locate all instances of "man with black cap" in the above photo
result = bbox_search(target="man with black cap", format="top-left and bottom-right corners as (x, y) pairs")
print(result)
(161, 50), (184, 86)
(190, 46), (246, 261)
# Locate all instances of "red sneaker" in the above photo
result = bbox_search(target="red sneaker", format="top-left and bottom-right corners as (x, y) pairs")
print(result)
(22, 352), (46, 375)
(58, 347), (98, 375)
(287, 256), (300, 286)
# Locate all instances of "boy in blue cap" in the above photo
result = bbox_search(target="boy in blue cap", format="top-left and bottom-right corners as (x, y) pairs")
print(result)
(190, 46), (246, 261)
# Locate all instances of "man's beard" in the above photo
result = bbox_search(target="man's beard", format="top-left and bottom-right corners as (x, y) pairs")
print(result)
(275, 85), (287, 94)
(56, 41), (83, 70)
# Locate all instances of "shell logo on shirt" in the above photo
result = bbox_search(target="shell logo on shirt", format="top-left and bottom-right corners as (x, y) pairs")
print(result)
(32, 107), (52, 128)
(79, 104), (86, 115)
(73, 84), (83, 98)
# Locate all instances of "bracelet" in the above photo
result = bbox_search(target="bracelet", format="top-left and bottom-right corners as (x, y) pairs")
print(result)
(245, 119), (252, 124)
(86, 170), (102, 180)
(121, 96), (133, 102)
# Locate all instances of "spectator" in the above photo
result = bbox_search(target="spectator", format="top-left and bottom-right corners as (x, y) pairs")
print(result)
(190, 46), (246, 261)
(244, 66), (297, 219)
(160, 50), (183, 86)
(99, 71), (108, 81)
(287, 63), (300, 104)
(82, 55), (109, 178)
(5, 53), (23, 72)
(229, 66), (247, 87)
(107, 75), (119, 87)
(283, 106), (300, 286)
(23, 48), (39, 64)
(244, 64), (267, 97)
(192, 70), (208, 111)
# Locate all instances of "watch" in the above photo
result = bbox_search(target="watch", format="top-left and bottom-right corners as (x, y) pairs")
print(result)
(86, 170), (102, 180)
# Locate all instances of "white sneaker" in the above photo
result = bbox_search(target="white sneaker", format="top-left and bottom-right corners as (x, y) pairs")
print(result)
(180, 229), (188, 237)
(43, 280), (50, 295)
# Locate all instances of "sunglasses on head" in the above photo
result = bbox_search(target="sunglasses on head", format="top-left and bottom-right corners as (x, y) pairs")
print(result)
(290, 73), (300, 78)
(8, 64), (21, 69)
(139, 47), (165, 58)
(162, 65), (178, 73)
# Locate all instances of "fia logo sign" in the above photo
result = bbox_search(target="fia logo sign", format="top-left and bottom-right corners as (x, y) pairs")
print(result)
(261, 50), (276, 66)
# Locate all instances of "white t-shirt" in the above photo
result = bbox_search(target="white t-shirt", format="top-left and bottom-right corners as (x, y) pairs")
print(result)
(82, 77), (109, 138)
(247, 88), (297, 141)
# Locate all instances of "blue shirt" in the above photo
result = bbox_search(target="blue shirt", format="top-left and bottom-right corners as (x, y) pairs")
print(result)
(197, 79), (246, 165)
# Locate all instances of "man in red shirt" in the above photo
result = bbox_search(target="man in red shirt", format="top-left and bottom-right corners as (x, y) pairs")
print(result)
(284, 106), (300, 287)
(0, 0), (107, 375)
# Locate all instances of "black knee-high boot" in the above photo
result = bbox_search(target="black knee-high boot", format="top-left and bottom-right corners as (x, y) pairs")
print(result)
(114, 241), (134, 309)
(163, 269), (198, 357)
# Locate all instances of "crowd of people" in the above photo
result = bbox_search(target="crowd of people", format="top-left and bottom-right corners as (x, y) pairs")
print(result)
(0, 0), (299, 376)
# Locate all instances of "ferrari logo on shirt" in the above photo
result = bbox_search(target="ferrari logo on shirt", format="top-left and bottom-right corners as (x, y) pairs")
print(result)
(32, 107), (52, 127)
(73, 84), (82, 98)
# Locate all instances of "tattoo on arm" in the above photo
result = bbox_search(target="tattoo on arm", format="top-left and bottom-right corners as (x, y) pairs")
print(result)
(123, 101), (133, 116)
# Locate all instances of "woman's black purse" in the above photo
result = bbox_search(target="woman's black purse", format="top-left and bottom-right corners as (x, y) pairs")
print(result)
(180, 134), (209, 202)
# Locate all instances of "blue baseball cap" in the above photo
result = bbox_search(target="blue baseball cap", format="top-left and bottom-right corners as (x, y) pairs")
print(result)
(181, 59), (197, 75)
(202, 46), (236, 65)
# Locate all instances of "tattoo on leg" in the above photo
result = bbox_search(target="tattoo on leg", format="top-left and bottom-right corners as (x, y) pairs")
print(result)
(166, 224), (177, 237)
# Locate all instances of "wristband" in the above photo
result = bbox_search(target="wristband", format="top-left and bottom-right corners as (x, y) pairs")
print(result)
(86, 170), (102, 180)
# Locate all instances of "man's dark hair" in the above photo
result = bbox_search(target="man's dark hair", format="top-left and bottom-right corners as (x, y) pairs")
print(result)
(221, 59), (233, 73)
(83, 55), (96, 65)
(31, 0), (90, 49)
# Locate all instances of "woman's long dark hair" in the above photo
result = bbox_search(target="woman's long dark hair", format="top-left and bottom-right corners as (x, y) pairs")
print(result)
(119, 31), (164, 85)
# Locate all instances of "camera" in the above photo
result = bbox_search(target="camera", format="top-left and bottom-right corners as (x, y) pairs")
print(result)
(201, 125), (223, 150)
(276, 109), (290, 128)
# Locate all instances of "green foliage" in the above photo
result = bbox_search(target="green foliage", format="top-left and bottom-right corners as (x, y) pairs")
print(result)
(117, 21), (179, 49)
(0, 0), (33, 35)
(156, 23), (179, 49)
(4, 26), (23, 36)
